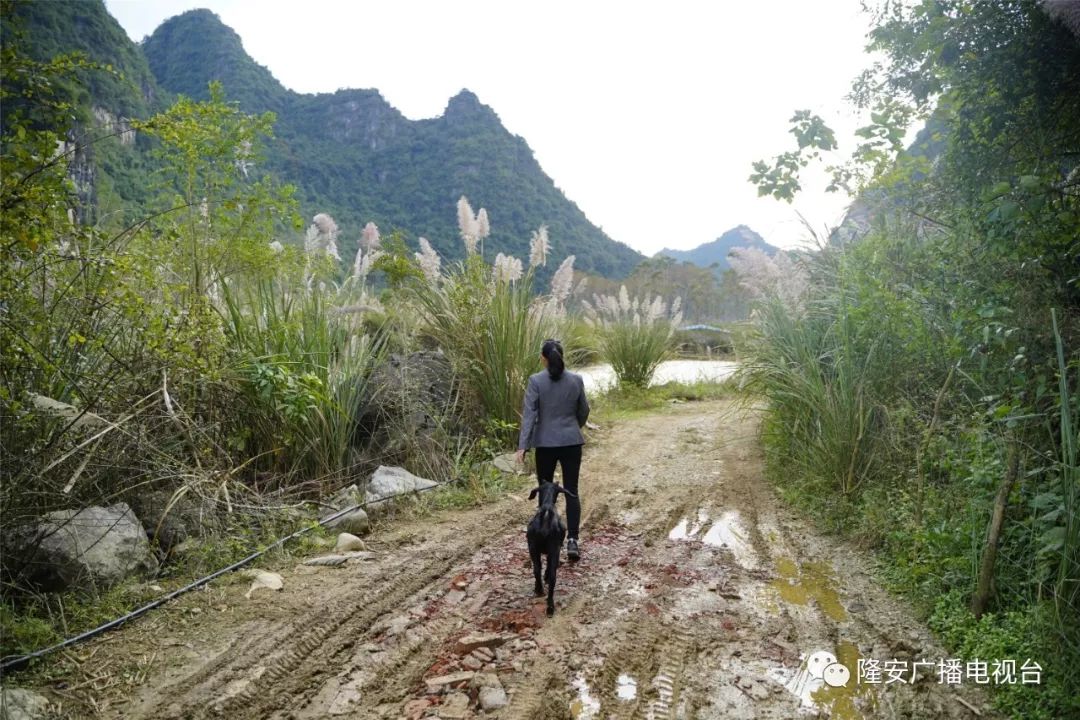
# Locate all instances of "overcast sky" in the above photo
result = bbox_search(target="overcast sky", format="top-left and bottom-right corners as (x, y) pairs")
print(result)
(105, 0), (876, 255)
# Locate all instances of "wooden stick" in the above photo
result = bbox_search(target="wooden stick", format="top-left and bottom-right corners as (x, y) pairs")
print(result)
(955, 696), (983, 716)
(972, 435), (1020, 618)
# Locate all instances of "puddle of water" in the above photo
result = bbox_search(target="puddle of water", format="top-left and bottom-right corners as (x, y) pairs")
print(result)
(669, 518), (693, 541)
(616, 673), (638, 701)
(570, 675), (600, 720)
(701, 510), (757, 568)
(668, 508), (708, 541)
(668, 509), (758, 569)
(769, 558), (847, 622)
(578, 360), (737, 393)
(810, 641), (877, 720)
(767, 641), (875, 720)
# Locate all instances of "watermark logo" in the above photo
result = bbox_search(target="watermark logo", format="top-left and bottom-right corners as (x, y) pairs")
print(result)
(806, 650), (851, 688)
(800, 648), (1043, 687)
(823, 662), (851, 688)
(856, 657), (1042, 685)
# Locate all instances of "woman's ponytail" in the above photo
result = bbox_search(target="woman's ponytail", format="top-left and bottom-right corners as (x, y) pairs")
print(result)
(542, 339), (565, 381)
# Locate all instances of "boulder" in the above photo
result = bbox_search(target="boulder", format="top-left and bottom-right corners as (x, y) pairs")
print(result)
(326, 483), (364, 510)
(17, 503), (158, 592)
(491, 453), (524, 475)
(355, 351), (460, 452)
(126, 489), (209, 555)
(0, 687), (50, 720)
(29, 393), (106, 431)
(320, 485), (370, 534)
(365, 466), (437, 506)
(335, 533), (366, 552)
(324, 507), (370, 535)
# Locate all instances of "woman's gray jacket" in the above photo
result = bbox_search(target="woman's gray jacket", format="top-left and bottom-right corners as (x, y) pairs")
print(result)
(517, 370), (590, 450)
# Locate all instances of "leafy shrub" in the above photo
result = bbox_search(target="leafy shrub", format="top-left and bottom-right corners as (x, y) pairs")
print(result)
(929, 590), (1080, 720)
(584, 286), (681, 388)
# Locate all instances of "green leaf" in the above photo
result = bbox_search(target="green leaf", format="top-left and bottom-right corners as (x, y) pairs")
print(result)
(1040, 526), (1066, 553)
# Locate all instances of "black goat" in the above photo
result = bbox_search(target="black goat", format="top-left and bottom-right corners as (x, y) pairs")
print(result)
(526, 481), (576, 616)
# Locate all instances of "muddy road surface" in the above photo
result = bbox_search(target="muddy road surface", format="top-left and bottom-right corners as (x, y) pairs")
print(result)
(49, 400), (993, 719)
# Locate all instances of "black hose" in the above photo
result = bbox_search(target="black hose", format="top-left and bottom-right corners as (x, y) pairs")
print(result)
(0, 479), (450, 675)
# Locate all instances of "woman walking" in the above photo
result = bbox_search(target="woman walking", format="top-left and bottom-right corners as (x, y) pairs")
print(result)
(516, 339), (591, 560)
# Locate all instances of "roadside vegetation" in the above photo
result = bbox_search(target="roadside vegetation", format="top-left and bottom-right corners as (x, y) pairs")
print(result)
(0, 13), (692, 662)
(740, 2), (1080, 717)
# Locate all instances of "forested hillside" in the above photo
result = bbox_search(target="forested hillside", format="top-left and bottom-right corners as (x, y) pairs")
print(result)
(657, 224), (776, 272)
(5, 0), (643, 282)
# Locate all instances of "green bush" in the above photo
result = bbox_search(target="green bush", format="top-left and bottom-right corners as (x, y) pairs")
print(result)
(929, 590), (1080, 720)
(413, 252), (562, 445)
(585, 286), (680, 389)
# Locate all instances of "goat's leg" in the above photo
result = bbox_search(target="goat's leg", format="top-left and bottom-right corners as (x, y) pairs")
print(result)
(529, 542), (543, 596)
(545, 550), (558, 616)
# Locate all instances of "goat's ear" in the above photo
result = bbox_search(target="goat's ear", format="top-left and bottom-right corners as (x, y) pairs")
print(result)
(556, 485), (578, 499)
(528, 488), (539, 500)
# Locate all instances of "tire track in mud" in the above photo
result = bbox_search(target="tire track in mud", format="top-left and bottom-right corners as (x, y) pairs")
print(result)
(146, 502), (522, 719)
(588, 615), (663, 719)
(641, 625), (693, 720)
(236, 527), (523, 719)
(499, 655), (569, 720)
(65, 400), (996, 720)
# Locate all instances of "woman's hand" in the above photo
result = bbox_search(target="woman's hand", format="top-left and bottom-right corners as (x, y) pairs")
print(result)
(515, 448), (526, 465)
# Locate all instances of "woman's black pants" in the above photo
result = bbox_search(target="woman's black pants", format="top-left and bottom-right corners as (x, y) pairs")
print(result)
(535, 444), (582, 539)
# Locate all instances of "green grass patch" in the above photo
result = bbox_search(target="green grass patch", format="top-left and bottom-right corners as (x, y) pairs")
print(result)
(420, 461), (532, 513)
(591, 379), (740, 422)
(928, 590), (1080, 720)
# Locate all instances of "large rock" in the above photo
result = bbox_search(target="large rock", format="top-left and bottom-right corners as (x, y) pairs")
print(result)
(356, 351), (460, 452)
(366, 466), (438, 506)
(324, 507), (370, 535)
(0, 687), (50, 720)
(320, 484), (371, 534)
(28, 393), (107, 431)
(491, 452), (525, 475)
(126, 489), (213, 555)
(327, 483), (364, 510)
(335, 533), (366, 552)
(18, 504), (158, 592)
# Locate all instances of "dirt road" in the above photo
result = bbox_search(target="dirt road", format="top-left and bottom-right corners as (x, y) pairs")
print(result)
(50, 400), (993, 719)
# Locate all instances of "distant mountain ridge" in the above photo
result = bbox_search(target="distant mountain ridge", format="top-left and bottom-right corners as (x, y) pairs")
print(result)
(8, 2), (644, 281)
(658, 225), (777, 271)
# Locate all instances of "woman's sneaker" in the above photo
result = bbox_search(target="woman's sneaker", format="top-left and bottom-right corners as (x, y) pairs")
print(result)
(566, 538), (580, 561)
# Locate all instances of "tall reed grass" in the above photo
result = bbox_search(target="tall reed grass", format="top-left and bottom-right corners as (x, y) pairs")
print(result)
(413, 256), (554, 443)
(220, 277), (386, 486)
(585, 287), (680, 389)
(1051, 309), (1079, 627)
(738, 297), (881, 498)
